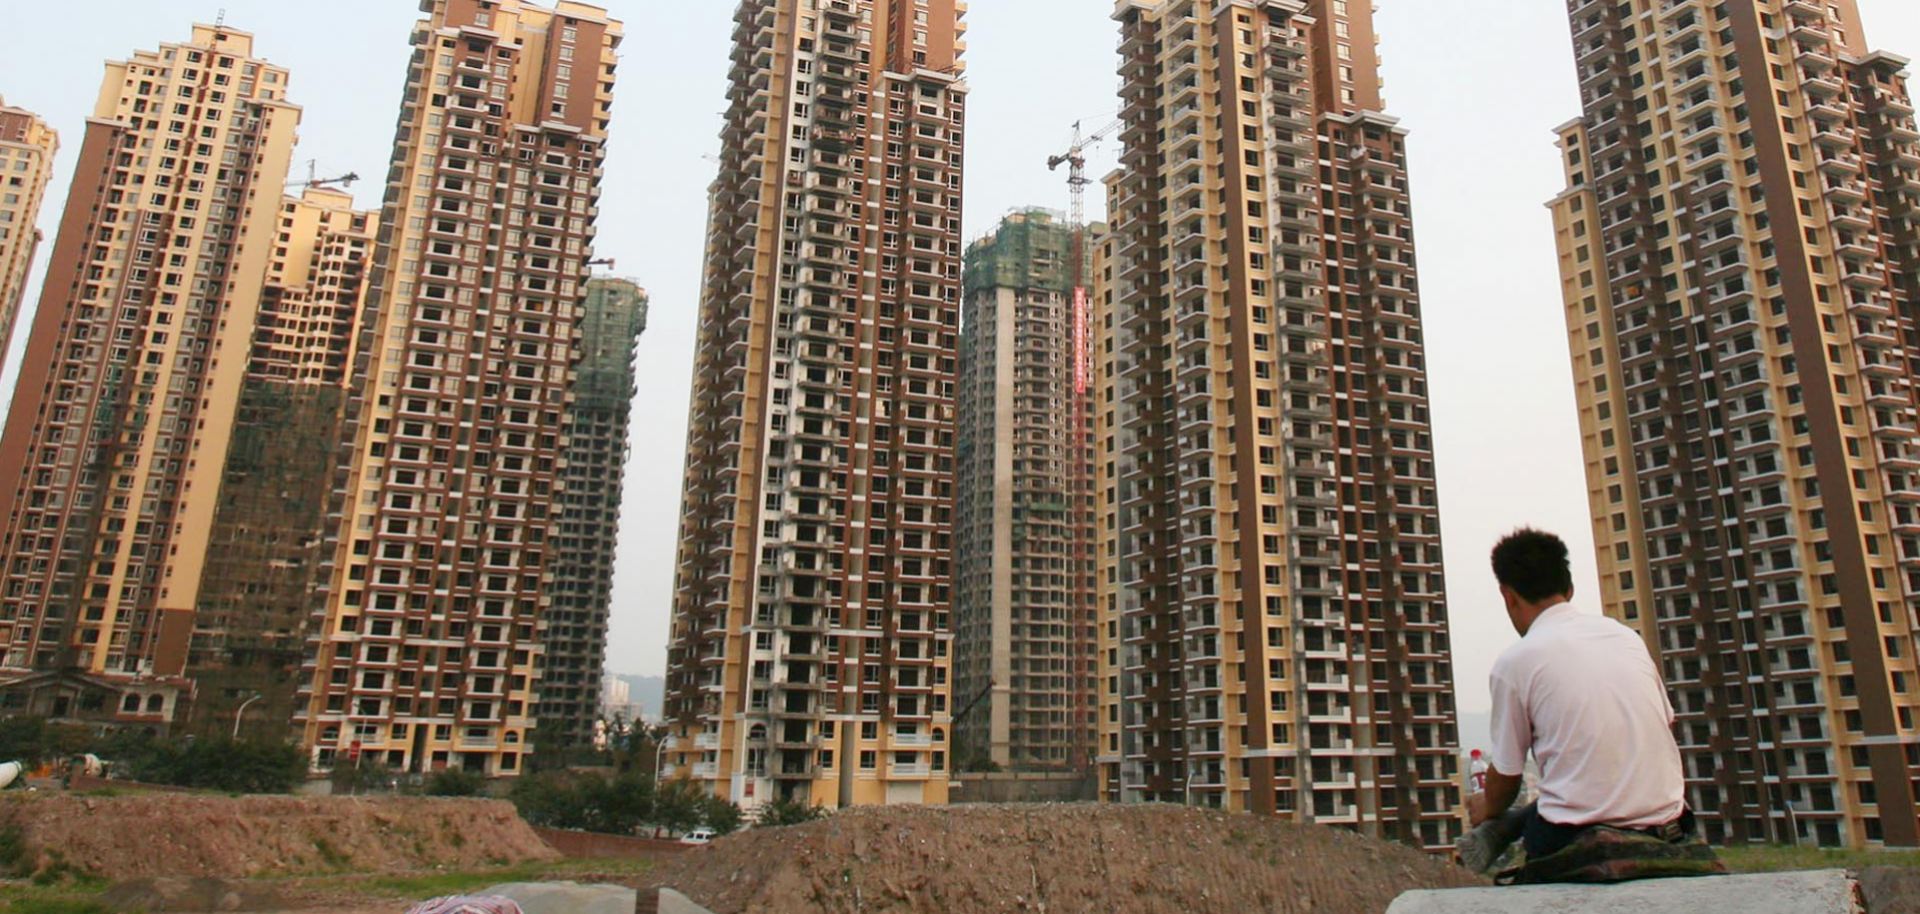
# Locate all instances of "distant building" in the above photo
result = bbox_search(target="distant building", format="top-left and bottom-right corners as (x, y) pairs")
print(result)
(1551, 0), (1920, 848)
(954, 210), (1099, 774)
(538, 277), (647, 751)
(0, 23), (300, 732)
(0, 97), (57, 377)
(603, 676), (631, 713)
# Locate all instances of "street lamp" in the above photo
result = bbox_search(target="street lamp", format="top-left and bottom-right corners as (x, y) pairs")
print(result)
(232, 693), (262, 740)
(654, 730), (671, 780)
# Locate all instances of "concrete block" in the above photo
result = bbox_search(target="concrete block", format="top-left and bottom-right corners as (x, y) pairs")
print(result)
(1388, 870), (1861, 914)
(658, 888), (718, 914)
(481, 881), (638, 914)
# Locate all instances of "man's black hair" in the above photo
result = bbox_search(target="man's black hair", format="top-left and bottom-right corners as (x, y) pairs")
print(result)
(1490, 528), (1574, 604)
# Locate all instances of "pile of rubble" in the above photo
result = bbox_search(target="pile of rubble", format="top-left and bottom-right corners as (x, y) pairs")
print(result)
(0, 793), (558, 880)
(647, 804), (1484, 914)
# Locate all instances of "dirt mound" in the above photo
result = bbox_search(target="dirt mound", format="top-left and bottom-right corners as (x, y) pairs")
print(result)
(0, 793), (559, 880)
(1861, 867), (1920, 914)
(648, 804), (1484, 914)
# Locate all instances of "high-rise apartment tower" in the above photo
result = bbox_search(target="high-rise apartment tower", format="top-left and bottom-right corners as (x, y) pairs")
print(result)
(297, 0), (622, 777)
(249, 186), (375, 386)
(0, 97), (58, 374)
(664, 0), (968, 810)
(539, 276), (646, 751)
(0, 24), (298, 727)
(954, 209), (1098, 773)
(1552, 0), (1920, 848)
(1098, 0), (1462, 850)
(186, 186), (374, 738)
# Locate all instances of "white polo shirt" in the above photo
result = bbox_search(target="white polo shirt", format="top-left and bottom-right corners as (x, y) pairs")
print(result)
(1488, 603), (1685, 828)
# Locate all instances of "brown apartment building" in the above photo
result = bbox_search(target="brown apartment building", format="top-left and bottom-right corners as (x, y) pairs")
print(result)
(664, 0), (967, 810)
(1552, 0), (1920, 847)
(954, 209), (1098, 774)
(296, 0), (622, 777)
(0, 23), (299, 728)
(0, 98), (58, 375)
(185, 186), (375, 738)
(1097, 0), (1463, 850)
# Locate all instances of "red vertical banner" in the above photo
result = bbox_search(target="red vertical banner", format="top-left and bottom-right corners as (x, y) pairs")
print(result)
(1073, 286), (1089, 394)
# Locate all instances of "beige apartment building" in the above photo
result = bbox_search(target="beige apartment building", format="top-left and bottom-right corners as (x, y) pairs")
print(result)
(664, 0), (968, 810)
(0, 24), (299, 726)
(1097, 0), (1463, 850)
(296, 0), (622, 777)
(0, 98), (58, 374)
(185, 186), (375, 738)
(250, 186), (374, 385)
(1552, 0), (1920, 847)
(954, 209), (1099, 774)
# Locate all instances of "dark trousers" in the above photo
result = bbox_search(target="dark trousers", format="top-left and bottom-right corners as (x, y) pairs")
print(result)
(1482, 802), (1587, 860)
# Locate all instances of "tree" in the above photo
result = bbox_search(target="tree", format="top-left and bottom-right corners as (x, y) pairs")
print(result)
(121, 737), (306, 794)
(424, 768), (485, 797)
(651, 779), (705, 836)
(0, 717), (92, 770)
(511, 770), (596, 829)
(327, 758), (398, 796)
(510, 769), (656, 835)
(754, 794), (826, 828)
(697, 793), (744, 836)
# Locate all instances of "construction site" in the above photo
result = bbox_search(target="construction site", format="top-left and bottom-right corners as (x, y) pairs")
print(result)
(0, 787), (1913, 914)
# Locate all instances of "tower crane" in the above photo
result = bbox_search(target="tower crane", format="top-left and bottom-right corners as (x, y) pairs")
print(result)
(1046, 118), (1121, 395)
(287, 160), (360, 192)
(1046, 118), (1123, 252)
(1046, 117), (1123, 775)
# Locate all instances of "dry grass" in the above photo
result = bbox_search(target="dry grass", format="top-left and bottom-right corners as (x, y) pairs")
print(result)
(1718, 844), (1920, 873)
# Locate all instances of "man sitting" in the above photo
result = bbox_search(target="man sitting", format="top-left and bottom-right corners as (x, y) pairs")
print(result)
(1458, 528), (1689, 873)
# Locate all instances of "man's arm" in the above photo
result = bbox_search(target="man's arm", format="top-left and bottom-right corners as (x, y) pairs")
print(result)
(1475, 664), (1532, 827)
(1469, 768), (1522, 826)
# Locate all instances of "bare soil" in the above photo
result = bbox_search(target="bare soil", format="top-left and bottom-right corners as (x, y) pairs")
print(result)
(647, 804), (1486, 914)
(0, 793), (559, 880)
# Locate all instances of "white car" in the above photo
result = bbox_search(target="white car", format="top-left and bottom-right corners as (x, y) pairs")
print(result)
(679, 829), (716, 846)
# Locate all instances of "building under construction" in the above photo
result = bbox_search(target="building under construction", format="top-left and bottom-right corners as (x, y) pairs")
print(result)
(538, 277), (648, 753)
(955, 210), (1099, 774)
(182, 186), (375, 740)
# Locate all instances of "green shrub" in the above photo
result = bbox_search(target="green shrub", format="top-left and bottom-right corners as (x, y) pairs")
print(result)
(0, 824), (28, 878)
(119, 737), (305, 794)
(697, 793), (744, 836)
(0, 718), (91, 770)
(753, 795), (826, 828)
(424, 768), (485, 797)
(510, 770), (651, 835)
(8, 900), (112, 914)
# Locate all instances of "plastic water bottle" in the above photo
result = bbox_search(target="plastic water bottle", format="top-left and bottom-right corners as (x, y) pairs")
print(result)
(1468, 749), (1489, 796)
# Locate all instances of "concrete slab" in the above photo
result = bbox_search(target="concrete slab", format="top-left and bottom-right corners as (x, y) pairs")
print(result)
(1388, 870), (1861, 914)
(658, 888), (718, 914)
(481, 881), (638, 914)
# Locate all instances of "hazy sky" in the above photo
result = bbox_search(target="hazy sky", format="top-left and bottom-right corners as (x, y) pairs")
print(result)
(4, 1), (1919, 716)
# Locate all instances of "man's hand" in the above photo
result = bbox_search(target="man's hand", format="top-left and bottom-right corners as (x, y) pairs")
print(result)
(1467, 790), (1491, 826)
(1470, 769), (1524, 827)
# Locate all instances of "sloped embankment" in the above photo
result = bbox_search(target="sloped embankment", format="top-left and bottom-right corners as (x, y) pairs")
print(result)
(650, 804), (1485, 914)
(0, 793), (559, 879)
